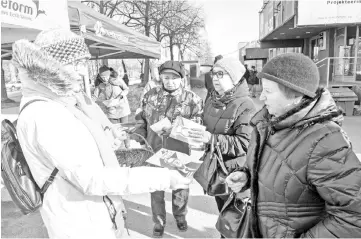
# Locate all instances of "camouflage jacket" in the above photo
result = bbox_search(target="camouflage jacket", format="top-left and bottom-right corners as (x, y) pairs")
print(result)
(135, 86), (203, 152)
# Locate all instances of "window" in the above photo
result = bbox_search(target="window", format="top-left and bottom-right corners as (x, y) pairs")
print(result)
(274, 2), (282, 27)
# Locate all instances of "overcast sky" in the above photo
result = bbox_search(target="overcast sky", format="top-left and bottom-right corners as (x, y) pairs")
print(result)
(200, 0), (263, 59)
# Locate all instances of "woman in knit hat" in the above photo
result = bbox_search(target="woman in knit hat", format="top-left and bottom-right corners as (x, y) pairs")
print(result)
(188, 57), (256, 216)
(225, 53), (361, 238)
(12, 28), (191, 238)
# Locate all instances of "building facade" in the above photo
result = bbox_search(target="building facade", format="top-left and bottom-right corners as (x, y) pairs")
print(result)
(258, 0), (361, 87)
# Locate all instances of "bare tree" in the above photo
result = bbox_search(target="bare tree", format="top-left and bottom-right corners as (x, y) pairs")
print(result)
(197, 39), (213, 65)
(112, 0), (183, 84)
(82, 0), (124, 17)
(161, 1), (204, 60)
(83, 1), (207, 82)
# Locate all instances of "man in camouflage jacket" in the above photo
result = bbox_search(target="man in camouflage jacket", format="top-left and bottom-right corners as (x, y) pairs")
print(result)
(135, 61), (203, 237)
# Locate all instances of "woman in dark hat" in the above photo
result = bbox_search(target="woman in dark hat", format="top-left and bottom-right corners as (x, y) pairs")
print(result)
(226, 53), (361, 238)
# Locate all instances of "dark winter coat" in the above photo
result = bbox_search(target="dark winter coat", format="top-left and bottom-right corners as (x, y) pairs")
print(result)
(204, 71), (214, 102)
(203, 80), (256, 171)
(241, 88), (361, 238)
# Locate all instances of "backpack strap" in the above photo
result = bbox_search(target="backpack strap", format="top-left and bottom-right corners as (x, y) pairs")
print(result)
(19, 99), (59, 194)
(41, 168), (59, 194)
(19, 99), (46, 115)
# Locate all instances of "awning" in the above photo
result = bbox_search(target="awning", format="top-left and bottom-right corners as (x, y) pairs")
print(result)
(1, 0), (69, 59)
(68, 2), (161, 59)
(244, 48), (269, 60)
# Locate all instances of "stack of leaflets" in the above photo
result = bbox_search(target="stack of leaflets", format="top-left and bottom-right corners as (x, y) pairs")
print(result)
(169, 116), (206, 149)
(146, 148), (204, 178)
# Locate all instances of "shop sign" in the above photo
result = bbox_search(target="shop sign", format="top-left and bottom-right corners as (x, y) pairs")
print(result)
(298, 0), (361, 25)
(94, 21), (129, 43)
(1, 0), (69, 30)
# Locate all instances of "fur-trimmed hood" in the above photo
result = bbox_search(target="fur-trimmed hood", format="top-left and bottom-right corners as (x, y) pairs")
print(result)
(12, 39), (80, 96)
(251, 88), (343, 131)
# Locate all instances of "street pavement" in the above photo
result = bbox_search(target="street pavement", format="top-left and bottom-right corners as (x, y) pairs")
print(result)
(1, 89), (361, 238)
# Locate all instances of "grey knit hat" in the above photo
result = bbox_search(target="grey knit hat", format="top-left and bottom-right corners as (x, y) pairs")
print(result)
(34, 28), (91, 65)
(257, 53), (320, 98)
(213, 58), (246, 84)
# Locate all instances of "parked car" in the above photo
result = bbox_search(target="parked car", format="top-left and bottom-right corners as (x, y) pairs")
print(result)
(6, 80), (22, 92)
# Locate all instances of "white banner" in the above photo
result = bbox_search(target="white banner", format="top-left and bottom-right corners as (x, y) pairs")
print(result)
(1, 0), (69, 30)
(298, 0), (361, 25)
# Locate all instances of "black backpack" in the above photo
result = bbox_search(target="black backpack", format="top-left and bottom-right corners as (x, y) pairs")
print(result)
(1, 100), (58, 215)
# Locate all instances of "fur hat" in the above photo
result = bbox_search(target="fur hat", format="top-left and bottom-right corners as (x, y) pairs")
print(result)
(213, 58), (246, 84)
(11, 28), (91, 96)
(35, 28), (91, 65)
(257, 53), (320, 98)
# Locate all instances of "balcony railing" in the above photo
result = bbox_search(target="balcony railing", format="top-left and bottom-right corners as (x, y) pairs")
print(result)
(315, 57), (361, 87)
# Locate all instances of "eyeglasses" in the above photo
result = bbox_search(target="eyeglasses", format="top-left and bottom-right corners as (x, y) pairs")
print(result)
(210, 71), (226, 79)
(72, 59), (89, 71)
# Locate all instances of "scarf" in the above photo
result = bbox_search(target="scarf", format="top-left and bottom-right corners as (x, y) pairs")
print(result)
(21, 73), (119, 168)
(20, 72), (126, 234)
(210, 81), (243, 109)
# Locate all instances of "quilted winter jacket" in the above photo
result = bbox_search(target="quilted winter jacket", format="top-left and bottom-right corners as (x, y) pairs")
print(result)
(242, 88), (361, 238)
(203, 80), (256, 171)
(135, 86), (203, 153)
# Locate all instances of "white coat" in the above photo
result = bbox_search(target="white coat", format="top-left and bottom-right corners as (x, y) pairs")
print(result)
(17, 96), (172, 238)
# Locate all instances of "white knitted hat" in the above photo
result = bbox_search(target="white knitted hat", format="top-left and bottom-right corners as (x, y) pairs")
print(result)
(35, 28), (91, 65)
(213, 58), (246, 84)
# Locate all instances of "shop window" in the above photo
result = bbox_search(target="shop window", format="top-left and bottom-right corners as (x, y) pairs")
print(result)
(332, 26), (360, 82)
(310, 32), (326, 63)
(274, 2), (282, 28)
(334, 27), (348, 79)
(347, 26), (357, 78)
(356, 26), (361, 81)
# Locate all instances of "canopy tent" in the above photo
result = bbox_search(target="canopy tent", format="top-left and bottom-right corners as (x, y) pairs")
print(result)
(1, 0), (70, 59)
(68, 2), (161, 59)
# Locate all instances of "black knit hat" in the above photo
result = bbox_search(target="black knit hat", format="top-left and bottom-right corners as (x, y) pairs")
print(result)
(159, 61), (185, 78)
(257, 53), (320, 98)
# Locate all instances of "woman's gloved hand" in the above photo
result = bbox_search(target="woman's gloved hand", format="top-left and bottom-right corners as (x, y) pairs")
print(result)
(158, 126), (172, 137)
(169, 170), (193, 190)
(111, 124), (128, 141)
(225, 171), (248, 193)
(187, 127), (212, 143)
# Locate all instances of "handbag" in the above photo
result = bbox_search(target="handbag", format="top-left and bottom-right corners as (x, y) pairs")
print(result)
(216, 193), (252, 238)
(193, 137), (229, 196)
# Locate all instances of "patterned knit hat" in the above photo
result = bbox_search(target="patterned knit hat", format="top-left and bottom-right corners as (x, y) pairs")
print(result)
(257, 53), (319, 98)
(213, 57), (246, 84)
(34, 28), (91, 65)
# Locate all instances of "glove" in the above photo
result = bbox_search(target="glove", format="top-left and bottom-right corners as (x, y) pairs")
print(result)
(169, 170), (192, 190)
(225, 171), (248, 193)
(187, 127), (212, 143)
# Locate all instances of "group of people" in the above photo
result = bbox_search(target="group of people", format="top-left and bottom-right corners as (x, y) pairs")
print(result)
(12, 27), (361, 239)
